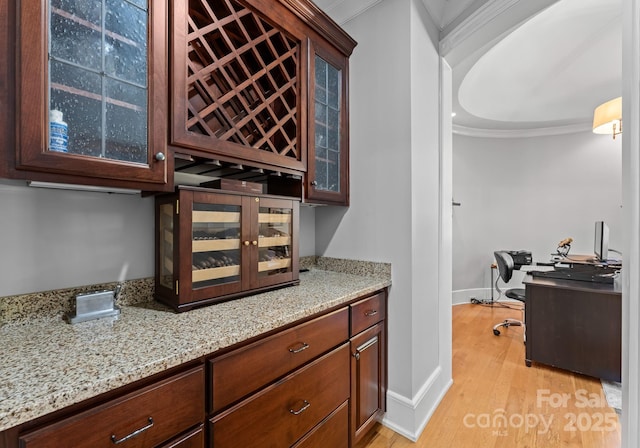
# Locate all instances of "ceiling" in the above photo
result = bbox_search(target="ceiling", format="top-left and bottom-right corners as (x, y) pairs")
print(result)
(314, 0), (623, 138)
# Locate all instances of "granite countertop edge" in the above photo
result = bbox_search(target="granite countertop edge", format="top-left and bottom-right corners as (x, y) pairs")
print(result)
(0, 268), (390, 433)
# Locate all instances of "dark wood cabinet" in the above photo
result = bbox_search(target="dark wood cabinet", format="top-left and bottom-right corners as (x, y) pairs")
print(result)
(209, 308), (349, 413)
(170, 0), (308, 173)
(170, 0), (355, 205)
(2, 0), (355, 199)
(18, 366), (204, 448)
(210, 344), (350, 447)
(5, 0), (170, 191)
(524, 277), (621, 381)
(2, 288), (387, 448)
(155, 186), (299, 311)
(307, 41), (350, 205)
(350, 292), (387, 445)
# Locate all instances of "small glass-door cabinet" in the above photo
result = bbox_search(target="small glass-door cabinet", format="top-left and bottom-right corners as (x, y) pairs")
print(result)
(307, 42), (350, 206)
(15, 0), (168, 190)
(155, 187), (299, 311)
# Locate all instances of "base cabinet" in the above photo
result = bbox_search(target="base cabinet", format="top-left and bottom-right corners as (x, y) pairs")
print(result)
(18, 366), (204, 448)
(5, 289), (387, 448)
(349, 292), (387, 445)
(292, 401), (349, 448)
(210, 344), (350, 447)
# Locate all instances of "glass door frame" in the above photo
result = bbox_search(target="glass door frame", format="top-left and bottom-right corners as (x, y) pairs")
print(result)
(16, 0), (168, 188)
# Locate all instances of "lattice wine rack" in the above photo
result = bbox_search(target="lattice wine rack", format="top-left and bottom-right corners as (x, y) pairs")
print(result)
(185, 0), (299, 161)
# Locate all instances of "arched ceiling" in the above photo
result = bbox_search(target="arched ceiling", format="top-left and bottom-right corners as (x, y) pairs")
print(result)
(455, 0), (622, 136)
(313, 0), (622, 137)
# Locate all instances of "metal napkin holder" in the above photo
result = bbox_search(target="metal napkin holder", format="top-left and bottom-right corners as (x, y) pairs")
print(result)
(66, 286), (121, 324)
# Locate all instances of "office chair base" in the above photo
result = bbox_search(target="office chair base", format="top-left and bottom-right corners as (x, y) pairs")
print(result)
(493, 319), (523, 336)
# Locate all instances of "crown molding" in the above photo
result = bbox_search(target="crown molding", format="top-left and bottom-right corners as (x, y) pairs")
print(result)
(452, 122), (592, 139)
(322, 0), (384, 25)
(440, 0), (522, 56)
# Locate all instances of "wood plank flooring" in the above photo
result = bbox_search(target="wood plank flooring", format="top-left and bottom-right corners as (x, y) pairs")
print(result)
(357, 303), (621, 448)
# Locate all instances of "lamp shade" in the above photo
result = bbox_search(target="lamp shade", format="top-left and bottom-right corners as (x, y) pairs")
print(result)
(593, 96), (622, 136)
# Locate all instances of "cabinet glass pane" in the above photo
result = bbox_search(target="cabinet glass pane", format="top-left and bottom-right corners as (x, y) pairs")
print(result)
(258, 207), (292, 277)
(192, 203), (241, 288)
(105, 78), (147, 161)
(159, 204), (174, 290)
(48, 0), (148, 163)
(314, 55), (341, 193)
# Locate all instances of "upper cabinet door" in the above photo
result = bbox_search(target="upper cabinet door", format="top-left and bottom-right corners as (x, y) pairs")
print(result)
(16, 0), (169, 189)
(171, 0), (307, 172)
(307, 42), (349, 206)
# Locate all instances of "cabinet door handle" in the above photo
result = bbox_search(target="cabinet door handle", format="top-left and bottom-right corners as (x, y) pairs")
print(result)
(288, 342), (309, 354)
(365, 309), (378, 317)
(289, 400), (311, 415)
(354, 335), (379, 362)
(154, 152), (166, 162)
(252, 240), (258, 246)
(111, 417), (154, 444)
(310, 180), (318, 186)
(244, 241), (250, 246)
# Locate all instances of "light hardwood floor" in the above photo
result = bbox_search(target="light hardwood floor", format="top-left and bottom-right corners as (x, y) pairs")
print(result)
(358, 303), (621, 448)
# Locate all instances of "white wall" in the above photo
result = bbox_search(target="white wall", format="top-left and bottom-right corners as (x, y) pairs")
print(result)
(452, 131), (623, 303)
(316, 0), (449, 439)
(0, 180), (319, 297)
(0, 179), (154, 297)
(299, 205), (316, 257)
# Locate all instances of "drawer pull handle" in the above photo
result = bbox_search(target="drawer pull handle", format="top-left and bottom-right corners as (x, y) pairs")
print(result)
(111, 417), (154, 445)
(290, 400), (311, 415)
(288, 342), (309, 354)
(365, 309), (378, 317)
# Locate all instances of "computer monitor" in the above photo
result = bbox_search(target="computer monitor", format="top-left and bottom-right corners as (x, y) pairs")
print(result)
(594, 221), (609, 262)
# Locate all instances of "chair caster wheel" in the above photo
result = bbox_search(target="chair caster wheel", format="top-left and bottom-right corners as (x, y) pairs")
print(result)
(493, 329), (500, 336)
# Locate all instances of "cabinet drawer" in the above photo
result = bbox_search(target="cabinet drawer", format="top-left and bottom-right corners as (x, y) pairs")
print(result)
(209, 307), (348, 412)
(19, 366), (204, 448)
(292, 401), (349, 448)
(350, 291), (386, 336)
(210, 343), (350, 447)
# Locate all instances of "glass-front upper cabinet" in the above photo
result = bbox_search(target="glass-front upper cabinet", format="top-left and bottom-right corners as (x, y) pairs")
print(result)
(16, 0), (168, 190)
(307, 42), (350, 206)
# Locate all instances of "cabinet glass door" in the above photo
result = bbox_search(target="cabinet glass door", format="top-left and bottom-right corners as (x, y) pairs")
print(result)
(253, 198), (297, 288)
(313, 55), (341, 194)
(258, 207), (292, 277)
(16, 0), (167, 188)
(49, 0), (148, 161)
(308, 44), (349, 205)
(191, 202), (242, 289)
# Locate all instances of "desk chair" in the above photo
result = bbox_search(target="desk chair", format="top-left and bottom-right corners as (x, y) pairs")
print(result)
(492, 251), (526, 337)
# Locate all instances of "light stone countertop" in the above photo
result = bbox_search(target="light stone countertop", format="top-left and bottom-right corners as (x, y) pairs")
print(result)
(0, 269), (390, 433)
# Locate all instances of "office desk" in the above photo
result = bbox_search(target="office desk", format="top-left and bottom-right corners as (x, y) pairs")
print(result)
(523, 275), (621, 382)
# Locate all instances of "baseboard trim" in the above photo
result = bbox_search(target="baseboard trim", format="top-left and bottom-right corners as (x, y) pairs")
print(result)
(381, 366), (453, 441)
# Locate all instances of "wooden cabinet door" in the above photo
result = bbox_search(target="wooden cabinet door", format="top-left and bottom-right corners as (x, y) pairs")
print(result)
(307, 41), (350, 205)
(14, 0), (169, 190)
(350, 322), (386, 444)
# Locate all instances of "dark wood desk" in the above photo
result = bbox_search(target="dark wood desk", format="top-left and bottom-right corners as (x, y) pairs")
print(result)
(523, 275), (621, 382)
